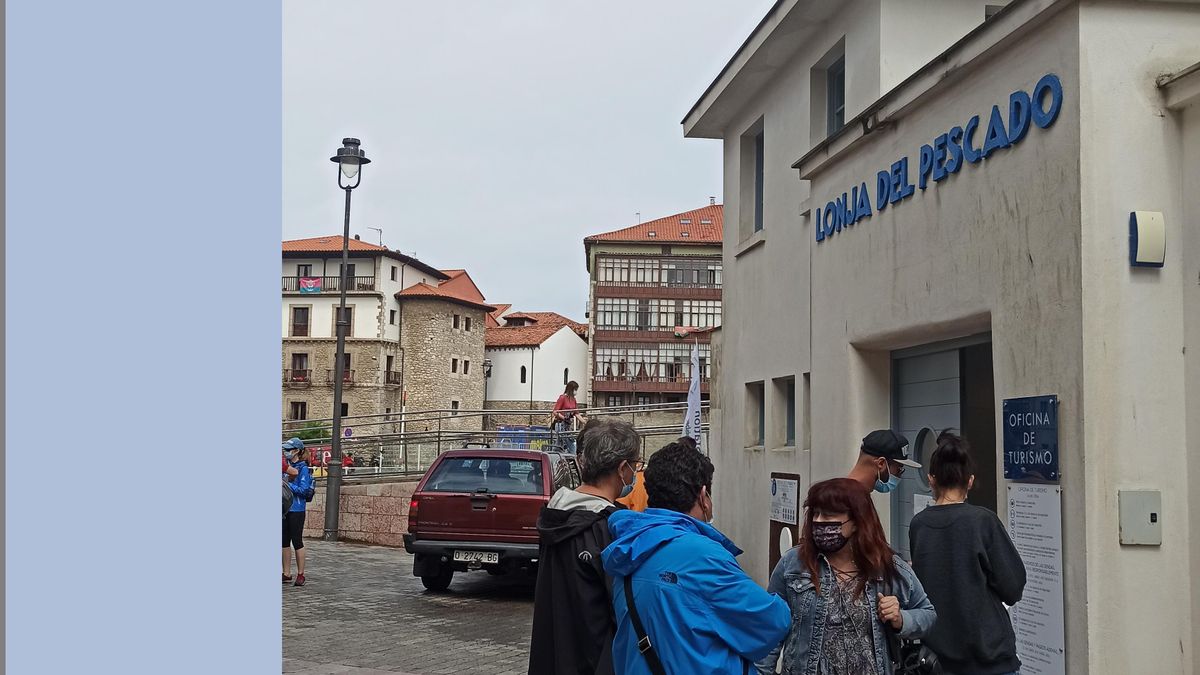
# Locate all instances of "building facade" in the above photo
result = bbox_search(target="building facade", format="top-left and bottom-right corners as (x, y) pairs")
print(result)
(583, 205), (723, 413)
(282, 236), (491, 433)
(683, 0), (1200, 672)
(483, 311), (589, 427)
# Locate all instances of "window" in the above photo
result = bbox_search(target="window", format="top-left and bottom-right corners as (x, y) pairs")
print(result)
(453, 314), (460, 329)
(606, 395), (624, 408)
(754, 131), (765, 232)
(520, 366), (527, 384)
(289, 401), (307, 420)
(465, 317), (472, 332)
(291, 353), (308, 373)
(389, 309), (397, 325)
(332, 305), (354, 337)
(342, 353), (351, 370)
(463, 360), (471, 375)
(826, 56), (846, 135)
(451, 400), (460, 415)
(290, 306), (310, 337)
(386, 355), (394, 372)
(296, 264), (312, 278)
(451, 358), (458, 374)
(423, 457), (543, 495)
(746, 382), (765, 447)
(771, 376), (796, 448)
(340, 402), (349, 417)
(339, 263), (356, 282)
(636, 395), (652, 407)
(390, 265), (398, 281)
(563, 368), (569, 385)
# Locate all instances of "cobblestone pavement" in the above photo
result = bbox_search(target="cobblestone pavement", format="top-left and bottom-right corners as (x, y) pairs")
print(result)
(283, 540), (535, 675)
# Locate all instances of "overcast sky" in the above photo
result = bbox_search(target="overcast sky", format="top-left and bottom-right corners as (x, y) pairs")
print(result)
(284, 1), (773, 318)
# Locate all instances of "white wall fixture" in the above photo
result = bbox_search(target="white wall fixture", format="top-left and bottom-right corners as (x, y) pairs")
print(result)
(1118, 490), (1162, 546)
(1129, 211), (1165, 267)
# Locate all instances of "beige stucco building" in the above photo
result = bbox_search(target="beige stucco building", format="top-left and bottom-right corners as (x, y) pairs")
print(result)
(683, 0), (1200, 672)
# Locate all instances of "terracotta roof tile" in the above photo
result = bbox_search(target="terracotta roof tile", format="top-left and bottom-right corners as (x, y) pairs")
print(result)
(485, 303), (513, 328)
(486, 311), (587, 347)
(396, 282), (495, 311)
(584, 205), (723, 244)
(283, 235), (387, 252)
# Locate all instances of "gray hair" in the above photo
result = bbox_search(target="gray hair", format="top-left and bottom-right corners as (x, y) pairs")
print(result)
(577, 418), (640, 483)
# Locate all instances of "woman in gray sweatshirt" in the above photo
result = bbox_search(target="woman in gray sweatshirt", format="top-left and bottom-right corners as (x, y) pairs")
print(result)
(909, 431), (1026, 675)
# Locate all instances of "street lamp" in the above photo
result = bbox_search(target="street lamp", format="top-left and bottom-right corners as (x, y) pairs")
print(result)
(324, 138), (371, 542)
(482, 359), (493, 430)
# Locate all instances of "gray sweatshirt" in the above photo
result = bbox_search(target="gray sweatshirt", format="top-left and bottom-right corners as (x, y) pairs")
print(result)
(909, 503), (1026, 675)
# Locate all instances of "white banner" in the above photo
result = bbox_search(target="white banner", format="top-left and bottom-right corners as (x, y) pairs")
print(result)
(682, 341), (702, 451)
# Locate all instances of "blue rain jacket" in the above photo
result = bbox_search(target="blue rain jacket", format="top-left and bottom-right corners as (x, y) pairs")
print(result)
(602, 508), (790, 675)
(286, 461), (313, 513)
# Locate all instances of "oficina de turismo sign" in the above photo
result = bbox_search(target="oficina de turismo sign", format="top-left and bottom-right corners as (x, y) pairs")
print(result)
(814, 73), (1063, 242)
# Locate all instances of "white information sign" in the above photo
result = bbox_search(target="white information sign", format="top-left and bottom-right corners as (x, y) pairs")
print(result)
(1007, 484), (1066, 675)
(913, 493), (935, 514)
(769, 478), (799, 525)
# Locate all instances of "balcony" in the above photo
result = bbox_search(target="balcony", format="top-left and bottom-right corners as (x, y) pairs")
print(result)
(282, 276), (376, 293)
(325, 369), (356, 385)
(283, 369), (311, 386)
(385, 371), (402, 386)
(595, 279), (721, 290)
(591, 373), (710, 393)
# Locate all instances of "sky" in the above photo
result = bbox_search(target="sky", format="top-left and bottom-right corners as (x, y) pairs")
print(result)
(283, 1), (775, 319)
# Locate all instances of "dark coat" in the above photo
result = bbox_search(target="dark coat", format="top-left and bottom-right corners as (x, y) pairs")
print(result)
(528, 498), (622, 675)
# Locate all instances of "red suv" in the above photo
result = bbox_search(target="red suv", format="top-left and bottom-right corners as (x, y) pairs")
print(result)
(404, 448), (581, 591)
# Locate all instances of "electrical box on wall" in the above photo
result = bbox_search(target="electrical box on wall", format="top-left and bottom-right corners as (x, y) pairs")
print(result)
(1129, 211), (1166, 268)
(1118, 490), (1162, 545)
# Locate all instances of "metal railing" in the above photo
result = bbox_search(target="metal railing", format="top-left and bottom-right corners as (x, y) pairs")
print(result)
(384, 371), (402, 385)
(325, 369), (355, 384)
(283, 401), (710, 478)
(283, 369), (311, 385)
(595, 280), (721, 290)
(281, 275), (377, 292)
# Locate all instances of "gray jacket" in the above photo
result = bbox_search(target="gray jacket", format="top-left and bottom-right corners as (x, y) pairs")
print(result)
(755, 547), (936, 675)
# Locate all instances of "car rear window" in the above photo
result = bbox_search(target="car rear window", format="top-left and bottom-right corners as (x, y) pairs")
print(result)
(424, 457), (544, 495)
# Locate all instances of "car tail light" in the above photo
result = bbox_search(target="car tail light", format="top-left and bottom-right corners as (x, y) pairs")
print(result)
(407, 498), (420, 533)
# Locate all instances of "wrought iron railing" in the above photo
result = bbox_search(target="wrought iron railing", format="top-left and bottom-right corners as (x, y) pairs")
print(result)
(282, 276), (377, 292)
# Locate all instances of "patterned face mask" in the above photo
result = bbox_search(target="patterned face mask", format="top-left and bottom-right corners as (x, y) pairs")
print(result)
(812, 521), (849, 553)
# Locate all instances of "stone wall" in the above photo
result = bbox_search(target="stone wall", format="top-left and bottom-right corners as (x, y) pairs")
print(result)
(282, 338), (403, 422)
(302, 478), (418, 547)
(483, 399), (556, 430)
(400, 299), (487, 432)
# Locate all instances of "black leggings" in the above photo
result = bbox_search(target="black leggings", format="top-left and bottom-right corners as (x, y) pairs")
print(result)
(283, 511), (306, 550)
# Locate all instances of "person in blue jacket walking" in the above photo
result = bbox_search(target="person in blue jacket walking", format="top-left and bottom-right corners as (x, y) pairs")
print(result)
(282, 438), (313, 587)
(602, 438), (790, 675)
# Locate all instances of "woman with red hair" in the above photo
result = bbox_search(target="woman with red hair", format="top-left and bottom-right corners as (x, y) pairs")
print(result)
(755, 478), (936, 675)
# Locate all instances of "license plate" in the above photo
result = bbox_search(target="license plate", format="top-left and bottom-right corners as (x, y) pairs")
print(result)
(453, 550), (499, 564)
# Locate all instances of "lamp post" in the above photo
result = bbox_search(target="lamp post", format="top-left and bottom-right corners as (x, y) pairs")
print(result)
(324, 137), (371, 542)
(482, 359), (493, 430)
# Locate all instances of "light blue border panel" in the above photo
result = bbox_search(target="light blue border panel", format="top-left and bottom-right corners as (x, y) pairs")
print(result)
(7, 0), (281, 671)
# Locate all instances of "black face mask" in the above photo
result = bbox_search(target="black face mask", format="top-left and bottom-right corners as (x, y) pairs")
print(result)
(812, 521), (849, 553)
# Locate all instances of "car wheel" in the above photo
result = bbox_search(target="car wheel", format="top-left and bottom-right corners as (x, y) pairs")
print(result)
(421, 566), (453, 592)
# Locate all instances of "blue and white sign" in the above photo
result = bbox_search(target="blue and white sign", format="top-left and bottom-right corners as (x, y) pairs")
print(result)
(1003, 395), (1059, 482)
(814, 73), (1064, 243)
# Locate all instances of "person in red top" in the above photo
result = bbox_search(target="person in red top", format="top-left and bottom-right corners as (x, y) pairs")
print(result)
(552, 381), (588, 454)
(341, 451), (355, 476)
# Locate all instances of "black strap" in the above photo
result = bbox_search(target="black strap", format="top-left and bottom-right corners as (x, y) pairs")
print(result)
(622, 575), (668, 675)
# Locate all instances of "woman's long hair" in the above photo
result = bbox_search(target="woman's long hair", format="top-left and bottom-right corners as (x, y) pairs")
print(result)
(799, 477), (897, 597)
(563, 380), (579, 397)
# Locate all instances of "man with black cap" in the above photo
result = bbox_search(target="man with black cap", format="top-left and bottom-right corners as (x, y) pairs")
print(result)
(848, 429), (922, 494)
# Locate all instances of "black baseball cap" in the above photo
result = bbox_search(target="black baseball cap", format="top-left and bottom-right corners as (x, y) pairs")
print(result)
(861, 429), (921, 468)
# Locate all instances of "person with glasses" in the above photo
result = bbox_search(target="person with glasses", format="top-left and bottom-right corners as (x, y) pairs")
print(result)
(756, 478), (936, 675)
(848, 429), (922, 495)
(529, 419), (640, 675)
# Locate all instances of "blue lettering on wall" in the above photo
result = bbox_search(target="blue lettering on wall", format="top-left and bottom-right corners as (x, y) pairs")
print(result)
(813, 73), (1063, 244)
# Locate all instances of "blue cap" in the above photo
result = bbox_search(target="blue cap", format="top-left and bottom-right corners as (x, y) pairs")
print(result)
(282, 437), (305, 452)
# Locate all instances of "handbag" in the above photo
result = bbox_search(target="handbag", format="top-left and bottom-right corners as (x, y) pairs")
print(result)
(893, 639), (941, 675)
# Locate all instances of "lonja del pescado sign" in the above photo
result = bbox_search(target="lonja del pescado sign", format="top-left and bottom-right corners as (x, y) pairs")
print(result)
(814, 73), (1063, 243)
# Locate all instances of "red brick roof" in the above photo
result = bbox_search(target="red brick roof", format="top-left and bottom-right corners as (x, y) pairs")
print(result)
(485, 303), (513, 328)
(486, 311), (587, 348)
(437, 269), (487, 304)
(584, 205), (723, 244)
(282, 235), (448, 280)
(396, 282), (495, 311)
(283, 235), (388, 252)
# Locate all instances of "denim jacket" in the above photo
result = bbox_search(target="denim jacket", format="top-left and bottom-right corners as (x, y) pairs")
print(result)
(755, 548), (936, 675)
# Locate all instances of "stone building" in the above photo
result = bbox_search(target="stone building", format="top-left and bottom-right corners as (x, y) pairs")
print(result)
(282, 236), (492, 434)
(483, 311), (589, 428)
(582, 204), (723, 414)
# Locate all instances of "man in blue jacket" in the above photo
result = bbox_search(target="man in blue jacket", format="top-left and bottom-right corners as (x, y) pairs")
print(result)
(602, 438), (789, 675)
